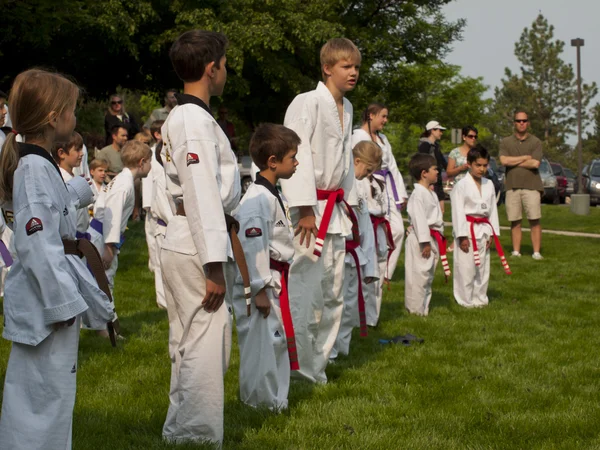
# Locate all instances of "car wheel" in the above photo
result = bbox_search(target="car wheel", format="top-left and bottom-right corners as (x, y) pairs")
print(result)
(552, 193), (560, 205)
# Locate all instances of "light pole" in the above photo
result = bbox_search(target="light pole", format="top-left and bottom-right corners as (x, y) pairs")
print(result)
(570, 38), (590, 215)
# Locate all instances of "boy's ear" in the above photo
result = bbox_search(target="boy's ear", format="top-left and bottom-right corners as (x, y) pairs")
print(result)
(267, 155), (278, 169)
(322, 64), (332, 78)
(205, 60), (216, 79)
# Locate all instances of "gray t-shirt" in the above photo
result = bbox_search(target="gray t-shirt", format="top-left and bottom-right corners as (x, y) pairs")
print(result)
(96, 145), (123, 176)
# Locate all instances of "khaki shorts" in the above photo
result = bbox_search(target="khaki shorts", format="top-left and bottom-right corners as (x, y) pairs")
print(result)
(506, 189), (542, 222)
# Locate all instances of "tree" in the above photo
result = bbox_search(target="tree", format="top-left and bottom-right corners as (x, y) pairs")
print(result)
(485, 14), (597, 162)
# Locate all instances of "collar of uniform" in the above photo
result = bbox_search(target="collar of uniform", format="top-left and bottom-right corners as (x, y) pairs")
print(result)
(18, 142), (62, 178)
(254, 173), (286, 215)
(175, 93), (211, 115)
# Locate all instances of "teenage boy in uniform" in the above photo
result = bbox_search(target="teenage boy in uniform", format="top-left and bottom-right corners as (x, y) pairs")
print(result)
(280, 38), (361, 384)
(159, 30), (241, 445)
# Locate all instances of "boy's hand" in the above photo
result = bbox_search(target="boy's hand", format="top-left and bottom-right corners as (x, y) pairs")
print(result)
(203, 262), (226, 313)
(459, 237), (470, 253)
(102, 244), (115, 269)
(295, 206), (318, 248)
(254, 289), (271, 318)
(421, 242), (432, 259)
(364, 276), (378, 284)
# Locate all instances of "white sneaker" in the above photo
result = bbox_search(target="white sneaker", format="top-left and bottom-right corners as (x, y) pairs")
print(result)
(511, 251), (521, 257)
(532, 252), (544, 260)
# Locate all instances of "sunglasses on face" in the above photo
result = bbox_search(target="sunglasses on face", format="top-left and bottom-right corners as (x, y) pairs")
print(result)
(111, 100), (123, 105)
(514, 119), (528, 123)
(466, 134), (478, 139)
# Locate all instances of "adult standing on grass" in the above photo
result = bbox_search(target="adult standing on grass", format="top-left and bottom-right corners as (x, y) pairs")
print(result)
(447, 126), (478, 183)
(418, 121), (448, 213)
(499, 110), (544, 260)
(104, 94), (140, 145)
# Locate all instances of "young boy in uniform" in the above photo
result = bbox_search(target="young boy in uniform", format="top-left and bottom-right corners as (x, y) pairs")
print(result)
(279, 38), (361, 384)
(89, 158), (109, 201)
(52, 132), (90, 238)
(405, 153), (447, 316)
(232, 123), (299, 410)
(159, 30), (240, 445)
(88, 140), (152, 334)
(451, 146), (511, 308)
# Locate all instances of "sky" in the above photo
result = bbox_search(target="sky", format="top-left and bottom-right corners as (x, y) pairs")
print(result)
(442, 0), (598, 141)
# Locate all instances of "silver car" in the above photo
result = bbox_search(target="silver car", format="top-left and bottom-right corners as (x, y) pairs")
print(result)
(539, 158), (558, 204)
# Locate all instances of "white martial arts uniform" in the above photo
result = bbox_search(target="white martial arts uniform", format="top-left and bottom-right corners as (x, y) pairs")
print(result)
(0, 143), (113, 450)
(142, 144), (158, 273)
(363, 176), (393, 326)
(280, 81), (356, 384)
(352, 129), (407, 278)
(60, 167), (90, 237)
(451, 173), (500, 308)
(232, 174), (295, 410)
(89, 167), (135, 303)
(332, 177), (377, 358)
(74, 144), (91, 180)
(160, 93), (240, 445)
(405, 183), (444, 316)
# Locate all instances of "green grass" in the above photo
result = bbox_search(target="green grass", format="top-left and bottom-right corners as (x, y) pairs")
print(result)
(1, 220), (600, 449)
(443, 202), (600, 234)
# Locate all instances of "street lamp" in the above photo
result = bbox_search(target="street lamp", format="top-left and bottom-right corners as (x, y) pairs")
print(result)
(570, 38), (590, 215)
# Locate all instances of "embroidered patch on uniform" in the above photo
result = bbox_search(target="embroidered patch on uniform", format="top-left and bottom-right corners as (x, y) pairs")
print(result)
(481, 203), (488, 210)
(274, 330), (281, 338)
(275, 220), (286, 227)
(245, 227), (262, 238)
(186, 153), (199, 166)
(2, 210), (14, 224)
(25, 217), (43, 236)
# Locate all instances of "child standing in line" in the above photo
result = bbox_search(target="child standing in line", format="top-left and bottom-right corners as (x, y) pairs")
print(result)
(405, 153), (447, 316)
(279, 38), (361, 384)
(332, 140), (381, 359)
(89, 158), (109, 201)
(232, 123), (300, 410)
(451, 145), (511, 308)
(52, 131), (90, 238)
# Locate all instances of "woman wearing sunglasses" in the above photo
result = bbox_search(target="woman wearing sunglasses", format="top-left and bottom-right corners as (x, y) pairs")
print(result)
(104, 94), (140, 145)
(447, 126), (478, 183)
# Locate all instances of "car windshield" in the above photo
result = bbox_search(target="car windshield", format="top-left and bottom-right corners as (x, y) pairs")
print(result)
(563, 168), (575, 178)
(550, 164), (562, 176)
(539, 160), (551, 174)
(591, 164), (600, 177)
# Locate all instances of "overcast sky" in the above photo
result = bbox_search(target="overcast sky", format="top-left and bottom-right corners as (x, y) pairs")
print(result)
(442, 0), (597, 142)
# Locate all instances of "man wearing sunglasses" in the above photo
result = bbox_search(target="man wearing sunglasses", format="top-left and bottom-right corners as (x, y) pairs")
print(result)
(499, 110), (544, 260)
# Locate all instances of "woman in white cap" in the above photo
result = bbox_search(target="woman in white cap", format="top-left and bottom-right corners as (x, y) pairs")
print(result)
(418, 121), (448, 213)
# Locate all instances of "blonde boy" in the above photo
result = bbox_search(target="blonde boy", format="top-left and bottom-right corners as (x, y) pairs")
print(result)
(279, 38), (361, 384)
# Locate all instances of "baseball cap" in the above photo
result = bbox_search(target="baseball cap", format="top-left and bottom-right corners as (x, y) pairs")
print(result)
(426, 121), (446, 131)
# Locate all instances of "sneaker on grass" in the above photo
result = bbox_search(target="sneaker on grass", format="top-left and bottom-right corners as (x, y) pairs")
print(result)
(532, 252), (544, 260)
(511, 251), (521, 257)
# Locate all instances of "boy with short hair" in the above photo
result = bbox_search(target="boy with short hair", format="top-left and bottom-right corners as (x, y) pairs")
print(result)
(52, 131), (90, 238)
(89, 158), (109, 199)
(405, 153), (446, 316)
(160, 30), (241, 445)
(88, 140), (152, 333)
(451, 145), (511, 308)
(279, 37), (361, 384)
(232, 123), (299, 410)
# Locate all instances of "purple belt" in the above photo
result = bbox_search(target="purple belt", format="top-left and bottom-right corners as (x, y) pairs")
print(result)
(90, 218), (125, 249)
(76, 231), (91, 241)
(157, 218), (167, 227)
(375, 169), (402, 210)
(0, 240), (13, 267)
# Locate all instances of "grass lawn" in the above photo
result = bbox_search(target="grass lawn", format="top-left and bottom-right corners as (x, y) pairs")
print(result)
(1, 219), (600, 449)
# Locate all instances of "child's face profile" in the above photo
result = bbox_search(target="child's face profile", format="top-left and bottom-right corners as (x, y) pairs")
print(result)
(275, 148), (298, 180)
(325, 58), (360, 93)
(354, 158), (375, 180)
(91, 166), (107, 184)
(62, 146), (83, 170)
(423, 165), (439, 185)
(468, 157), (489, 180)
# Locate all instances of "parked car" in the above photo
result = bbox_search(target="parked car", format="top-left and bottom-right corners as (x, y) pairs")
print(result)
(563, 167), (576, 195)
(581, 159), (600, 205)
(539, 158), (558, 204)
(488, 156), (505, 205)
(549, 162), (568, 203)
(238, 155), (253, 194)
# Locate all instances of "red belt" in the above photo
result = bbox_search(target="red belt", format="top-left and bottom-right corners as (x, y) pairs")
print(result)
(314, 189), (349, 257)
(429, 229), (451, 281)
(466, 215), (511, 275)
(269, 258), (299, 371)
(370, 215), (396, 280)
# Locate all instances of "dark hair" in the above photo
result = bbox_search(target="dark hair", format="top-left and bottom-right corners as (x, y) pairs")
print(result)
(249, 123), (301, 170)
(409, 153), (436, 180)
(461, 125), (478, 138)
(51, 131), (82, 162)
(169, 30), (228, 83)
(420, 129), (432, 138)
(467, 145), (489, 164)
(361, 102), (388, 139)
(150, 120), (165, 139)
(514, 109), (528, 119)
(110, 124), (127, 137)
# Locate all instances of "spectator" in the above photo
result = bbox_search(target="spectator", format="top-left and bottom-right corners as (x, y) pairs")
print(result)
(104, 94), (140, 145)
(216, 105), (237, 151)
(97, 125), (128, 180)
(143, 89), (177, 129)
(447, 126), (478, 183)
(418, 121), (448, 213)
(499, 110), (544, 260)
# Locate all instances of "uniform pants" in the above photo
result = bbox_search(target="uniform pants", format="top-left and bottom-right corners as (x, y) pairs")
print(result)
(288, 232), (345, 384)
(233, 269), (290, 410)
(89, 231), (119, 329)
(161, 248), (232, 445)
(0, 318), (80, 450)
(453, 237), (490, 307)
(364, 253), (388, 327)
(331, 260), (359, 359)
(386, 203), (405, 279)
(154, 233), (166, 309)
(145, 212), (158, 273)
(404, 232), (439, 316)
